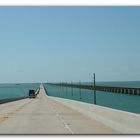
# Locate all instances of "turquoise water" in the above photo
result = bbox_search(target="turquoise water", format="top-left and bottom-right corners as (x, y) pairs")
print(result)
(44, 81), (140, 114)
(0, 83), (40, 99)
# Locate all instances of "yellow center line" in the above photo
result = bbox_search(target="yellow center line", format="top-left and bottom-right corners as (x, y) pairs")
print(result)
(0, 100), (33, 124)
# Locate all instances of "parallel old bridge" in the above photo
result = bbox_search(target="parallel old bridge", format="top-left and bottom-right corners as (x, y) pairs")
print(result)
(48, 83), (140, 96)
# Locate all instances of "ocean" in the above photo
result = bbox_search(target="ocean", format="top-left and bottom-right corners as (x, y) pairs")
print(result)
(44, 81), (140, 114)
(0, 83), (40, 100)
(1, 82), (140, 115)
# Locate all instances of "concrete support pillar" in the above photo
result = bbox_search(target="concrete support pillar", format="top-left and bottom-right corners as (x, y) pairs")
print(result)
(125, 89), (128, 94)
(121, 89), (124, 93)
(129, 89), (132, 94)
(117, 88), (121, 93)
(138, 90), (140, 95)
(134, 89), (137, 95)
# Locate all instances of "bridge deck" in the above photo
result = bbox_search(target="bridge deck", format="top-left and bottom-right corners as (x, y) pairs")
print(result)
(0, 85), (115, 134)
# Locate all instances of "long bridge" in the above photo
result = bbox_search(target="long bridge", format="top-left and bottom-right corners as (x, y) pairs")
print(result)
(0, 84), (115, 134)
(0, 84), (140, 134)
(48, 83), (140, 96)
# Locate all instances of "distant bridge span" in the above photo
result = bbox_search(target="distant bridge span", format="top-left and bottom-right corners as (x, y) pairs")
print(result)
(48, 83), (140, 96)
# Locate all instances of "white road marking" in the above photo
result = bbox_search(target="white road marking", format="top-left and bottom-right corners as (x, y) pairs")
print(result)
(49, 103), (74, 134)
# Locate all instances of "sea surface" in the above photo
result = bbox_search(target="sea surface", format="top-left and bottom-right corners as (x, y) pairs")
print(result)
(44, 81), (140, 114)
(0, 83), (40, 100)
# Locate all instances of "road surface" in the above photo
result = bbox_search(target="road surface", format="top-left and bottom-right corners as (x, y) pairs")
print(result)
(0, 85), (116, 134)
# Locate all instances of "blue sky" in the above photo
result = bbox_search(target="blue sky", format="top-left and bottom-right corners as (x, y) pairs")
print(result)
(0, 6), (140, 83)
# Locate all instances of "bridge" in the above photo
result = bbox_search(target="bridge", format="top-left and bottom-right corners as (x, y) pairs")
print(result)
(0, 84), (115, 134)
(0, 84), (140, 134)
(48, 83), (140, 96)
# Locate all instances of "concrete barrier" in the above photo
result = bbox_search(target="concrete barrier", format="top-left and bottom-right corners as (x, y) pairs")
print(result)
(0, 97), (28, 104)
(48, 96), (140, 134)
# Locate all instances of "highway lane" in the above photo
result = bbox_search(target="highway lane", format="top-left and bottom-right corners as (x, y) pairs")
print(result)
(0, 98), (31, 124)
(0, 85), (115, 134)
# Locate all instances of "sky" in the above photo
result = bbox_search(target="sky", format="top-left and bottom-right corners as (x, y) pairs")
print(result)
(0, 6), (140, 83)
